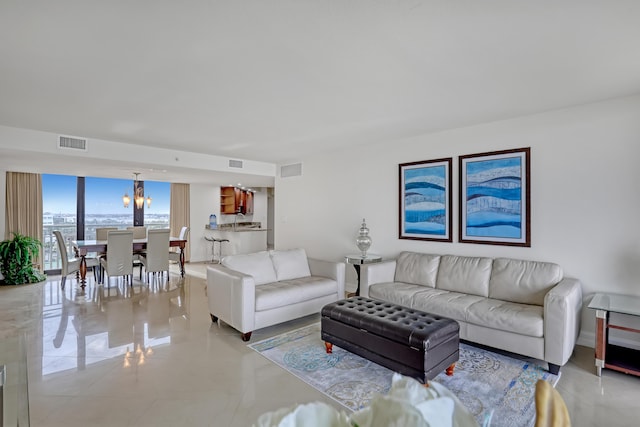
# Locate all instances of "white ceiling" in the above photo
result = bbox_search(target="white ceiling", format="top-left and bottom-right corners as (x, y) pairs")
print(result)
(1, 1), (640, 183)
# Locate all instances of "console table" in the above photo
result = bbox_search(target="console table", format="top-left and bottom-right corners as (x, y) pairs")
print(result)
(588, 292), (640, 377)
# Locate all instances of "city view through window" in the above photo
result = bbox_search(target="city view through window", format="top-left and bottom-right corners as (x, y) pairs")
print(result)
(43, 174), (170, 271)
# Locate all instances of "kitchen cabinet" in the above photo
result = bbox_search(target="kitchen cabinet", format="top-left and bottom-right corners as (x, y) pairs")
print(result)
(220, 186), (254, 215)
(220, 186), (241, 214)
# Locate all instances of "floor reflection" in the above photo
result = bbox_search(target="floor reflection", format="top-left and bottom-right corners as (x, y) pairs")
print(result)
(41, 277), (189, 376)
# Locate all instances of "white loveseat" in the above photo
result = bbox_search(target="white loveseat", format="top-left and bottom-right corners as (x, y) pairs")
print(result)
(360, 251), (582, 374)
(207, 248), (345, 341)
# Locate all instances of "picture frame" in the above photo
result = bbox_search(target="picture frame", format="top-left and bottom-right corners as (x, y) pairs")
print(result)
(459, 147), (530, 246)
(399, 158), (452, 242)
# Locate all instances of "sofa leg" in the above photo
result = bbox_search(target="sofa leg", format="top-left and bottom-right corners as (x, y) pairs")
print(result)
(446, 363), (456, 376)
(548, 363), (560, 375)
(210, 314), (218, 323)
(241, 332), (252, 342)
(325, 342), (333, 354)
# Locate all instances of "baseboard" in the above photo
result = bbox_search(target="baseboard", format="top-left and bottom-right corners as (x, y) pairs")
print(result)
(577, 331), (594, 348)
(577, 330), (640, 351)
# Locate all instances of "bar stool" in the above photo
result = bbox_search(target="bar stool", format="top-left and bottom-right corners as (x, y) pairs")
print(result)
(204, 236), (230, 264)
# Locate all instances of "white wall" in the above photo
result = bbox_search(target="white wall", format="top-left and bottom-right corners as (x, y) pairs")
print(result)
(0, 169), (5, 240)
(189, 184), (269, 263)
(189, 183), (218, 263)
(274, 95), (640, 347)
(0, 169), (4, 280)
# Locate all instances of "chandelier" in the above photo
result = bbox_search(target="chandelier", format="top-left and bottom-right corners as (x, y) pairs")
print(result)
(122, 173), (152, 209)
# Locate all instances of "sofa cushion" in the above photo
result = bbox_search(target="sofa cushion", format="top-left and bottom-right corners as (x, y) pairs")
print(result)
(489, 258), (563, 306)
(436, 255), (492, 297)
(466, 298), (544, 337)
(369, 282), (430, 308)
(394, 252), (440, 288)
(255, 276), (337, 311)
(221, 251), (277, 286)
(410, 289), (485, 322)
(270, 248), (311, 281)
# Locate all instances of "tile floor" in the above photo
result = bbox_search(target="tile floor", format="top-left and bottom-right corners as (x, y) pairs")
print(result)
(1, 262), (639, 426)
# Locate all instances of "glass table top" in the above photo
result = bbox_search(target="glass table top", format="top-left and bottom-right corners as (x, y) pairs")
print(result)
(345, 254), (382, 264)
(588, 293), (640, 317)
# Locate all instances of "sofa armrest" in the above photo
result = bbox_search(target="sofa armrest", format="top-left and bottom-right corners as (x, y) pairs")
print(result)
(206, 265), (257, 334)
(544, 277), (583, 367)
(308, 258), (346, 299)
(359, 260), (397, 297)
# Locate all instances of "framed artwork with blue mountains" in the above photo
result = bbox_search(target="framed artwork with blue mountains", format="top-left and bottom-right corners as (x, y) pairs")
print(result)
(459, 147), (530, 247)
(399, 157), (452, 242)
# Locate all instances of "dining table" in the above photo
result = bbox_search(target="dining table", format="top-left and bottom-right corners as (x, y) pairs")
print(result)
(73, 237), (187, 286)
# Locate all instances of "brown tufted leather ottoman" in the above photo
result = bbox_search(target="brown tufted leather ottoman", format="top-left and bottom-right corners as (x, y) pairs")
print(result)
(321, 297), (459, 383)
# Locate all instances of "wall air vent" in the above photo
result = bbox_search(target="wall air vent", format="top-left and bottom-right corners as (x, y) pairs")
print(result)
(228, 159), (243, 169)
(58, 135), (88, 151)
(280, 162), (303, 178)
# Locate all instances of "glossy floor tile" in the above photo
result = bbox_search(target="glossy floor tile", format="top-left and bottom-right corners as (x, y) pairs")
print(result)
(1, 262), (639, 426)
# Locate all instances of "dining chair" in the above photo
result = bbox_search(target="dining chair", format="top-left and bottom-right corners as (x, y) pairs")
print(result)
(94, 227), (118, 262)
(169, 226), (189, 264)
(127, 226), (147, 277)
(100, 230), (134, 286)
(53, 230), (100, 289)
(96, 227), (118, 240)
(126, 226), (147, 239)
(140, 229), (170, 283)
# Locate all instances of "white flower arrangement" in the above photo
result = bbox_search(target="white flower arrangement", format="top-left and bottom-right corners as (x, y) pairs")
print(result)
(254, 374), (481, 427)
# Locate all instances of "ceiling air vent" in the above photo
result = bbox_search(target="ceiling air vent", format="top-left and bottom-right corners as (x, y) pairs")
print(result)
(228, 159), (243, 169)
(280, 163), (303, 178)
(58, 135), (88, 151)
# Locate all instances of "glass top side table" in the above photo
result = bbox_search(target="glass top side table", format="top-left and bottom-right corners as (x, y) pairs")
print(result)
(345, 254), (382, 297)
(588, 292), (640, 377)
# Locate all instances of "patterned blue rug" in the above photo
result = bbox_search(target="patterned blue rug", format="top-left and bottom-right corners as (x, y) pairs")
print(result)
(249, 323), (559, 427)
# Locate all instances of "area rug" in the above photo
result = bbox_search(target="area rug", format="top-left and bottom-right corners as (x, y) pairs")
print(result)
(249, 323), (559, 427)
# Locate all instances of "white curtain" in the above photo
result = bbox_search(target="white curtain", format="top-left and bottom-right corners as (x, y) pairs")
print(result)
(170, 183), (190, 262)
(5, 172), (43, 270)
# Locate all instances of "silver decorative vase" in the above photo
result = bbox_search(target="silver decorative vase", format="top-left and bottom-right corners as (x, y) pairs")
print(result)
(356, 218), (372, 257)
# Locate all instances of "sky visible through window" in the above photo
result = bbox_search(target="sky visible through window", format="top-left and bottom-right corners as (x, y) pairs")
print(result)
(42, 174), (170, 271)
(43, 174), (170, 214)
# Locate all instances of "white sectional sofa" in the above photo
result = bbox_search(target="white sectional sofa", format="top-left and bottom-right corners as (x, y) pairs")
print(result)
(206, 248), (345, 341)
(360, 251), (582, 373)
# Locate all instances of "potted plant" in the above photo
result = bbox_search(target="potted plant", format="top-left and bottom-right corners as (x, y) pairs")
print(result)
(0, 232), (47, 285)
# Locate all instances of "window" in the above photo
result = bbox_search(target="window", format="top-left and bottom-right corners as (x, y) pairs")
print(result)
(143, 180), (170, 230)
(42, 174), (170, 271)
(85, 176), (136, 236)
(42, 174), (77, 270)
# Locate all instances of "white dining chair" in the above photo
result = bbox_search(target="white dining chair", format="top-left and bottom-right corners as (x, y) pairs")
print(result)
(126, 226), (147, 239)
(100, 230), (134, 286)
(96, 227), (118, 240)
(140, 228), (170, 283)
(94, 227), (118, 262)
(54, 230), (100, 288)
(169, 226), (189, 264)
(127, 226), (147, 277)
